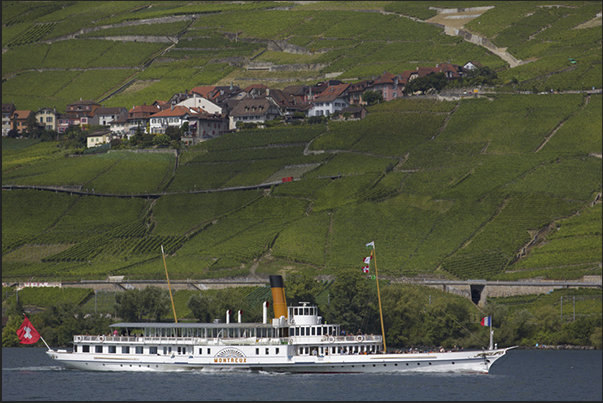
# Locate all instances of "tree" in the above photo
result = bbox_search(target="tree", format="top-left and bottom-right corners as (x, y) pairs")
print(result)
(165, 126), (181, 142)
(404, 72), (448, 95)
(188, 293), (217, 323)
(152, 134), (171, 147)
(115, 289), (143, 321)
(115, 287), (170, 322)
(188, 288), (257, 323)
(25, 113), (39, 137)
(361, 90), (383, 106)
(141, 287), (170, 322)
(283, 272), (321, 306)
(324, 267), (378, 335)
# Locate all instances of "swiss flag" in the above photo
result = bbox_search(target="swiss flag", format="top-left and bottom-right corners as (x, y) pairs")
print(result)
(17, 316), (41, 345)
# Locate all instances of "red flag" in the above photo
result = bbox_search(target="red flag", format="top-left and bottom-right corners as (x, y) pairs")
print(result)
(17, 316), (40, 344)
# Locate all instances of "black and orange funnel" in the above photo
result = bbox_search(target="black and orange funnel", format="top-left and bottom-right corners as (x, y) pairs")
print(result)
(269, 275), (288, 320)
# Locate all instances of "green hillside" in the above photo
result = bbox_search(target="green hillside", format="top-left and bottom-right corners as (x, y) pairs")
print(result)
(3, 93), (601, 281)
(2, 1), (602, 283)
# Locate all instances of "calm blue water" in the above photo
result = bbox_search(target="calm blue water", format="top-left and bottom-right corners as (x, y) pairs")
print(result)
(2, 348), (601, 401)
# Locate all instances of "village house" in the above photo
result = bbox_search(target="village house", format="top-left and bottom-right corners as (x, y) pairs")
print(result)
(436, 63), (464, 79)
(182, 110), (228, 145)
(149, 105), (193, 134)
(228, 98), (281, 130)
(56, 99), (102, 132)
(347, 80), (374, 105)
(336, 105), (368, 120)
(91, 107), (128, 127)
(2, 103), (16, 136)
(368, 72), (404, 102)
(86, 129), (112, 148)
(463, 61), (483, 71)
(128, 104), (161, 135)
(10, 110), (33, 134)
(35, 107), (59, 131)
(265, 88), (302, 117)
(109, 116), (130, 139)
(176, 92), (223, 115)
(307, 83), (350, 117)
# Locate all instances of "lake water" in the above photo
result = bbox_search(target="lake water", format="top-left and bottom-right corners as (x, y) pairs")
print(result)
(2, 348), (601, 401)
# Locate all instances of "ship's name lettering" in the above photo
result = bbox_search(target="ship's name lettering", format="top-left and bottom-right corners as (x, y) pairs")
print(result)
(214, 357), (247, 363)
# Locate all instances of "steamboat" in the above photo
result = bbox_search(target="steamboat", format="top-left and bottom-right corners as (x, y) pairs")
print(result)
(46, 275), (513, 373)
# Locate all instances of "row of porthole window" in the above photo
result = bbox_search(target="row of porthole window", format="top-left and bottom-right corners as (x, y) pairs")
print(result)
(88, 363), (160, 368)
(338, 362), (456, 368)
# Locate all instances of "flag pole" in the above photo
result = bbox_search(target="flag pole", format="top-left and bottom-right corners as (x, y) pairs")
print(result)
(371, 242), (387, 353)
(161, 245), (178, 323)
(489, 318), (493, 350)
(23, 313), (52, 351)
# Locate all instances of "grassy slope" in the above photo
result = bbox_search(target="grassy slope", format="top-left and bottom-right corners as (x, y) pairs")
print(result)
(2, 93), (601, 282)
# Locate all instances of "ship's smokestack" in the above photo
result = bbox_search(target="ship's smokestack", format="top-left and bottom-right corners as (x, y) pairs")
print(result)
(226, 309), (232, 324)
(269, 275), (288, 320)
(238, 310), (243, 323)
(263, 301), (270, 324)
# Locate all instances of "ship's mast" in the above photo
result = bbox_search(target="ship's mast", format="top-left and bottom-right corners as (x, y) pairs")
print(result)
(162, 245), (178, 323)
(370, 241), (386, 353)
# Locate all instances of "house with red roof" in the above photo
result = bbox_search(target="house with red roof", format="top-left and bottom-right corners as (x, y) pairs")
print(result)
(177, 93), (223, 115)
(149, 105), (193, 134)
(347, 80), (374, 105)
(368, 72), (404, 102)
(183, 109), (228, 145)
(128, 103), (161, 134)
(307, 83), (350, 117)
(10, 110), (33, 134)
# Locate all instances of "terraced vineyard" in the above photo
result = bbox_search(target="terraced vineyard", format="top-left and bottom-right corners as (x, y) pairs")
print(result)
(2, 2), (602, 285)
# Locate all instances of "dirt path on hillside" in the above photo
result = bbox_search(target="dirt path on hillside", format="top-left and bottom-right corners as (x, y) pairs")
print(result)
(426, 7), (526, 68)
(535, 95), (590, 153)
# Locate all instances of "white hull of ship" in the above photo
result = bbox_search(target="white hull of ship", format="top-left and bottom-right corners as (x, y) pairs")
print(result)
(47, 348), (511, 374)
